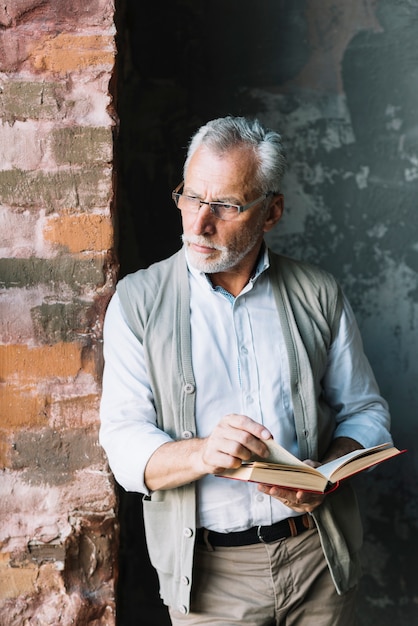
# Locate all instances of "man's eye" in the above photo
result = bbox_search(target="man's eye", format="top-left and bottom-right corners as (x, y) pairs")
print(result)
(217, 203), (236, 211)
(184, 196), (200, 205)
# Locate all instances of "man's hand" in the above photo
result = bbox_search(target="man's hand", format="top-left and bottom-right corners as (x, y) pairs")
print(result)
(144, 414), (272, 492)
(257, 459), (324, 512)
(257, 481), (325, 513)
(200, 413), (273, 475)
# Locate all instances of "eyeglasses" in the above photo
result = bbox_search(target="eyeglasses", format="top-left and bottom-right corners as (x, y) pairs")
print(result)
(172, 182), (273, 221)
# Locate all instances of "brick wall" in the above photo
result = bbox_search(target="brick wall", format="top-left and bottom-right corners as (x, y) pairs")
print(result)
(0, 1), (118, 623)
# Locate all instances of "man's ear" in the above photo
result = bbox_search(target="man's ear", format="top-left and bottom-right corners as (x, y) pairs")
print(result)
(263, 194), (284, 233)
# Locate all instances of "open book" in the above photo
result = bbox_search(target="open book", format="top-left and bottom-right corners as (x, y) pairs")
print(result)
(217, 440), (404, 494)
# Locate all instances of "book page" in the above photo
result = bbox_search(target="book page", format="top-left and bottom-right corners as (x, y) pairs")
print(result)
(314, 443), (394, 480)
(262, 439), (308, 467)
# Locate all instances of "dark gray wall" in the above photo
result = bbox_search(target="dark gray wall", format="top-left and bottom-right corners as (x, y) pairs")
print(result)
(115, 1), (418, 624)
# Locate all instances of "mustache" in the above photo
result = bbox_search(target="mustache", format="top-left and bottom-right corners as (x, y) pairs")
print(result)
(182, 234), (227, 252)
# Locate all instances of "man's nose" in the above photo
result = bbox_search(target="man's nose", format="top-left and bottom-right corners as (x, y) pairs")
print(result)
(191, 202), (216, 234)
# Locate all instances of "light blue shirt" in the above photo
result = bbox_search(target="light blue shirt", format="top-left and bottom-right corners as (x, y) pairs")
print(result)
(100, 249), (391, 531)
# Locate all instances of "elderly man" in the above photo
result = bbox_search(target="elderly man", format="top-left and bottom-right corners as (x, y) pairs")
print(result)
(100, 116), (391, 625)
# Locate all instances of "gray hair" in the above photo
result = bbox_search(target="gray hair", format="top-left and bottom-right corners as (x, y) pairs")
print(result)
(183, 116), (286, 194)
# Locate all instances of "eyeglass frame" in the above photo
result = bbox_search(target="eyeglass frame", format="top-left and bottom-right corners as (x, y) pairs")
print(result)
(172, 182), (274, 221)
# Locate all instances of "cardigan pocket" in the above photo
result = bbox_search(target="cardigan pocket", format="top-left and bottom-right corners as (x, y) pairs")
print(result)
(142, 497), (177, 575)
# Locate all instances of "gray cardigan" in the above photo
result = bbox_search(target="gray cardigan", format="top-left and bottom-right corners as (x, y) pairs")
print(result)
(117, 248), (362, 615)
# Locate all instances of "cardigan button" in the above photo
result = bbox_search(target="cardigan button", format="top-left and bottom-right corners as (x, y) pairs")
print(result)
(184, 383), (195, 394)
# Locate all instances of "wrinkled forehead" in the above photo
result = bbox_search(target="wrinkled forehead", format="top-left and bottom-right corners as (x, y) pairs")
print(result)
(184, 145), (259, 198)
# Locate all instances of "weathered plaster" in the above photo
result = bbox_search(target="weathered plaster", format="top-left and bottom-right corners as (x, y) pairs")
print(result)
(255, 4), (418, 620)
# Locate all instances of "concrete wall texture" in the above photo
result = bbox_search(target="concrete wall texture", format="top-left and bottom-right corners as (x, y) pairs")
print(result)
(1, 0), (417, 625)
(261, 4), (418, 620)
(0, 1), (118, 624)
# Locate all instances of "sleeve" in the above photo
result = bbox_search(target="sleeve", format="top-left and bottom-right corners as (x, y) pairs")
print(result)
(99, 292), (174, 493)
(323, 292), (393, 448)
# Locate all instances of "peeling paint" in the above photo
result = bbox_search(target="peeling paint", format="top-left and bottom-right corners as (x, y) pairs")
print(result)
(250, 4), (418, 622)
(355, 166), (370, 189)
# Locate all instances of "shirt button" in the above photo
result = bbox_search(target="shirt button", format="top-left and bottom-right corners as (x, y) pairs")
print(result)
(178, 605), (188, 614)
(241, 346), (248, 354)
(256, 494), (264, 502)
(184, 383), (195, 394)
(182, 430), (194, 439)
(181, 576), (190, 586)
(183, 527), (193, 538)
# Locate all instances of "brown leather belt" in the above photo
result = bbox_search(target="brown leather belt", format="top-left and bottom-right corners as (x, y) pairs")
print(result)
(197, 514), (315, 547)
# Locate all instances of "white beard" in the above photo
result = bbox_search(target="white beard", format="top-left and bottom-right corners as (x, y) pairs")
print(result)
(182, 206), (267, 274)
(182, 231), (262, 274)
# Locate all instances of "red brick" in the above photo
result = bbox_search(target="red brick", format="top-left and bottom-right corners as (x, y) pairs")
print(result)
(31, 34), (115, 74)
(43, 213), (113, 254)
(0, 343), (89, 380)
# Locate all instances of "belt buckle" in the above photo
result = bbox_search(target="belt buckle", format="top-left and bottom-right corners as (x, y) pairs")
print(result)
(256, 525), (285, 544)
(257, 526), (266, 543)
(256, 525), (267, 543)
(257, 522), (289, 544)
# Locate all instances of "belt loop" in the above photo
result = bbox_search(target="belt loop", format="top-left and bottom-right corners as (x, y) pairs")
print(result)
(305, 513), (316, 530)
(288, 517), (298, 537)
(201, 529), (215, 552)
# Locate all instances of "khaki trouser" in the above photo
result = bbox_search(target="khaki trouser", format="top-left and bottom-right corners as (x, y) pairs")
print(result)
(169, 528), (357, 626)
